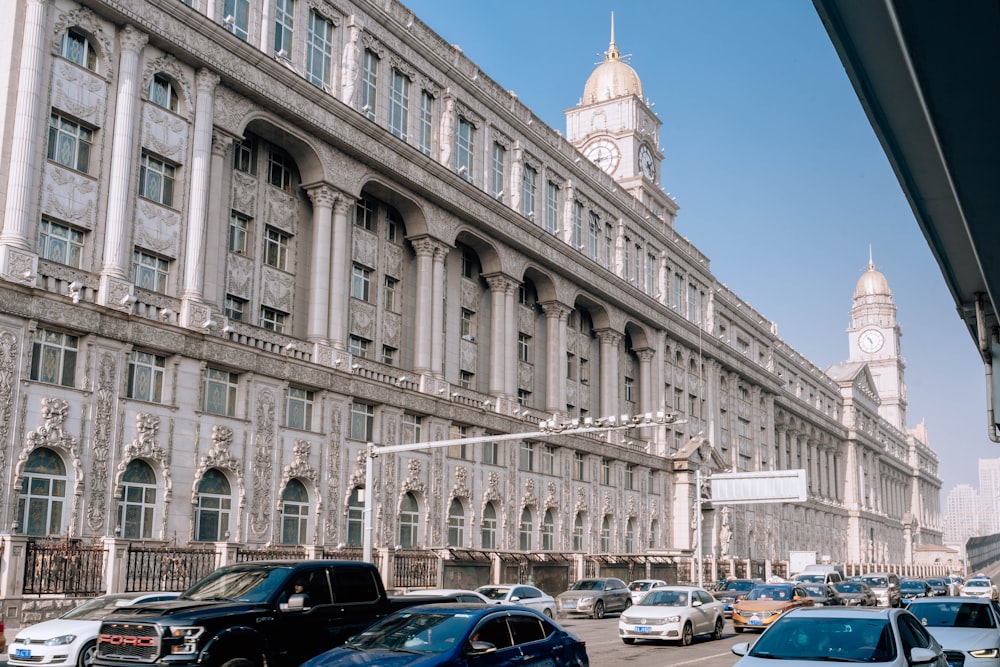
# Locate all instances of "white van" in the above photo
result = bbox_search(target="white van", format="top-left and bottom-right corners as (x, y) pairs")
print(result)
(793, 565), (845, 586)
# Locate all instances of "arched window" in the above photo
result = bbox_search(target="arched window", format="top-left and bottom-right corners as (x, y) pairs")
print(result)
(447, 498), (465, 547)
(573, 513), (585, 551)
(280, 479), (309, 545)
(149, 74), (180, 112)
(399, 492), (418, 548)
(347, 488), (364, 546)
(17, 447), (67, 535)
(625, 518), (636, 553)
(195, 469), (232, 541)
(541, 509), (555, 550)
(119, 459), (157, 539)
(61, 27), (97, 71)
(481, 502), (497, 549)
(600, 516), (611, 553)
(519, 507), (533, 551)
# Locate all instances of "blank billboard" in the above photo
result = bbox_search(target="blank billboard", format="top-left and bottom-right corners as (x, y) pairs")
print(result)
(709, 469), (807, 505)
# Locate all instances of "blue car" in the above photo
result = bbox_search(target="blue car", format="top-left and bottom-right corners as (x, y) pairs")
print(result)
(301, 603), (589, 667)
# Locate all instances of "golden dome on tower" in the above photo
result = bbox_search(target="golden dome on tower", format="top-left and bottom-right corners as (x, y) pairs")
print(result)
(582, 13), (643, 104)
(854, 250), (892, 297)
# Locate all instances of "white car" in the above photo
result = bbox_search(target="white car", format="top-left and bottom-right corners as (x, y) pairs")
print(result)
(906, 598), (1000, 667)
(401, 588), (491, 604)
(627, 579), (668, 605)
(8, 592), (180, 667)
(960, 578), (999, 600)
(475, 584), (557, 617)
(619, 585), (725, 646)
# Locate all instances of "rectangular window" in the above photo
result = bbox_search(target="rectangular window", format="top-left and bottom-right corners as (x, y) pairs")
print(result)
(381, 345), (396, 365)
(572, 202), (583, 250)
(132, 249), (169, 293)
(127, 350), (165, 403)
(488, 142), (506, 201)
(286, 386), (314, 430)
(634, 243), (642, 285)
(517, 333), (530, 362)
(38, 218), (84, 268)
(259, 305), (287, 332)
(273, 0), (294, 57)
(150, 74), (179, 112)
(383, 276), (398, 312)
(30, 329), (78, 387)
(573, 452), (585, 481)
(355, 197), (376, 231)
(48, 113), (93, 173)
(263, 227), (290, 270)
(481, 438), (499, 465)
(521, 164), (536, 218)
(389, 69), (409, 140)
(386, 210), (401, 243)
(601, 458), (611, 485)
(223, 0), (251, 40)
(448, 424), (472, 460)
(545, 181), (559, 233)
(459, 370), (473, 388)
(623, 236), (631, 280)
(225, 295), (246, 321)
(351, 264), (372, 301)
(361, 49), (378, 120)
(233, 136), (256, 174)
(588, 213), (599, 260)
(401, 413), (422, 445)
(604, 223), (614, 265)
(61, 27), (97, 70)
(624, 376), (634, 402)
(673, 273), (683, 312)
(517, 388), (530, 406)
(688, 283), (698, 322)
(203, 368), (238, 416)
(348, 335), (370, 358)
(540, 445), (555, 475)
(519, 441), (535, 472)
(460, 309), (475, 340)
(268, 149), (295, 191)
(456, 117), (474, 180)
(306, 11), (333, 88)
(418, 90), (433, 156)
(350, 402), (374, 441)
(625, 464), (635, 490)
(647, 252), (657, 295)
(229, 212), (249, 254)
(138, 152), (176, 206)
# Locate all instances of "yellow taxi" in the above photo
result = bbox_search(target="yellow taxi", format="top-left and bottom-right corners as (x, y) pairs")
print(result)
(733, 583), (814, 632)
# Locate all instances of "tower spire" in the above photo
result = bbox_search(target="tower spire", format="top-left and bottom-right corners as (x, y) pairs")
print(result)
(869, 244), (875, 270)
(606, 12), (620, 62)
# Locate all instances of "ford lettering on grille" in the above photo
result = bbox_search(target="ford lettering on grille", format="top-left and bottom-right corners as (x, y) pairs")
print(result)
(97, 623), (161, 662)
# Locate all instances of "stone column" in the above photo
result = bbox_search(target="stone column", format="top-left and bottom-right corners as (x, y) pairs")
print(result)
(485, 274), (513, 398)
(596, 329), (621, 418)
(541, 302), (570, 416)
(637, 348), (655, 416)
(98, 25), (148, 289)
(504, 280), (519, 399)
(0, 0), (48, 271)
(305, 184), (336, 342)
(328, 197), (353, 350)
(412, 237), (438, 372)
(181, 68), (221, 303)
(431, 243), (447, 377)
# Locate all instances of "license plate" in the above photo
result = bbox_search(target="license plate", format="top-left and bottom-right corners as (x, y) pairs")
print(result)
(749, 618), (763, 626)
(634, 626), (652, 633)
(15, 649), (32, 659)
(564, 601), (576, 609)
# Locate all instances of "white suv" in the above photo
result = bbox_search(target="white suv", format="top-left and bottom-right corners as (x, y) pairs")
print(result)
(960, 577), (999, 600)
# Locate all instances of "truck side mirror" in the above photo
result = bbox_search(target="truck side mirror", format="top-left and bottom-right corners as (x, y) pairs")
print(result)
(282, 593), (310, 611)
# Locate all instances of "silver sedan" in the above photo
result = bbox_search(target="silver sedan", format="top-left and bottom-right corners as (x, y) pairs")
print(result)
(619, 585), (725, 646)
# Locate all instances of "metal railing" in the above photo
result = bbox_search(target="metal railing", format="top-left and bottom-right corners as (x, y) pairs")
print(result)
(24, 539), (106, 596)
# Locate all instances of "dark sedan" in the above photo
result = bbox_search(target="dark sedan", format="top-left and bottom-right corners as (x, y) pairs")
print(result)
(300, 603), (589, 667)
(801, 583), (846, 606)
(834, 581), (878, 607)
(900, 578), (934, 605)
(713, 579), (764, 616)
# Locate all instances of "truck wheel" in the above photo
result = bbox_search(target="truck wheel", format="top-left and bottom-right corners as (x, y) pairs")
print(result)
(221, 658), (257, 667)
(77, 640), (97, 667)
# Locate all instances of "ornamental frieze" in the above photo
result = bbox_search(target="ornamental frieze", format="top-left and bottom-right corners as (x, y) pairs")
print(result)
(250, 390), (276, 536)
(0, 331), (17, 519)
(51, 63), (107, 124)
(86, 353), (116, 530)
(42, 168), (97, 229)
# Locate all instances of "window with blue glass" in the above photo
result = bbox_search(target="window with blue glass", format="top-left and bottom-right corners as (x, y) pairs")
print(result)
(280, 479), (309, 544)
(17, 448), (67, 536)
(195, 468), (232, 541)
(119, 459), (157, 539)
(30, 329), (77, 387)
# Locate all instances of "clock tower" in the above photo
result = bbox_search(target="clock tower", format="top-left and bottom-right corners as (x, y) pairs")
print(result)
(565, 14), (675, 223)
(847, 251), (907, 431)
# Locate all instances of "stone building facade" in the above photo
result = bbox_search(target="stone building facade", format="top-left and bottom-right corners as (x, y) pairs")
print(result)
(0, 0), (941, 577)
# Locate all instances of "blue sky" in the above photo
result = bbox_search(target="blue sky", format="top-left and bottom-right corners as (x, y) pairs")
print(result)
(400, 0), (994, 497)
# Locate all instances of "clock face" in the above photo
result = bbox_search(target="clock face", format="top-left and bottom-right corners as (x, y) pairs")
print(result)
(859, 329), (885, 353)
(639, 144), (655, 179)
(585, 139), (620, 174)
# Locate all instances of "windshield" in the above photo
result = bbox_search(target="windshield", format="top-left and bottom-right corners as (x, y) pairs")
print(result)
(477, 587), (512, 601)
(802, 585), (827, 596)
(185, 566), (292, 602)
(835, 583), (862, 593)
(639, 590), (689, 607)
(796, 574), (824, 583)
(965, 580), (989, 588)
(901, 581), (926, 592)
(863, 577), (888, 588)
(571, 580), (604, 591)
(63, 595), (157, 620)
(748, 616), (896, 662)
(909, 601), (995, 628)
(345, 611), (471, 653)
(723, 580), (755, 592)
(746, 586), (793, 601)
(630, 581), (655, 592)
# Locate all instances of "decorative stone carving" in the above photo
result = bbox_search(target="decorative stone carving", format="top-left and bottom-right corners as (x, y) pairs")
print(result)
(52, 62), (107, 124)
(19, 398), (84, 536)
(43, 167), (98, 229)
(324, 406), (342, 541)
(400, 458), (425, 495)
(260, 267), (294, 311)
(135, 200), (181, 257)
(87, 353), (115, 530)
(0, 331), (17, 518)
(452, 466), (469, 499)
(250, 390), (276, 537)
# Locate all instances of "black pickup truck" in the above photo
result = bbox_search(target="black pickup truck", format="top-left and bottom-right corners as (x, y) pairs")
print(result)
(94, 560), (450, 667)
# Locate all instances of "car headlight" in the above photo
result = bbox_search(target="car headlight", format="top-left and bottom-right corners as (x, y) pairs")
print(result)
(578, 596), (593, 604)
(43, 635), (77, 646)
(665, 615), (681, 623)
(969, 649), (1000, 659)
(167, 626), (204, 655)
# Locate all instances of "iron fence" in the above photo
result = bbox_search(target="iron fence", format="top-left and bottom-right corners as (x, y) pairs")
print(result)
(124, 544), (218, 592)
(23, 539), (106, 595)
(393, 551), (439, 589)
(234, 546), (306, 562)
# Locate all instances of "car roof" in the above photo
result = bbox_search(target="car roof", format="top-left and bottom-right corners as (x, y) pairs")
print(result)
(400, 603), (547, 617)
(784, 606), (898, 619)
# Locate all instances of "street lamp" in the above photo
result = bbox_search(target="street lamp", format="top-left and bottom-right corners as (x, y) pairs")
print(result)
(361, 411), (682, 563)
